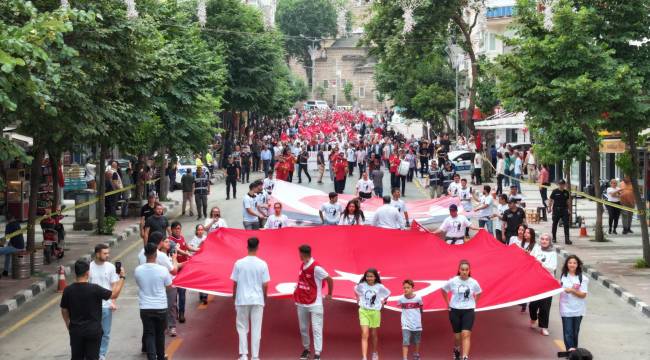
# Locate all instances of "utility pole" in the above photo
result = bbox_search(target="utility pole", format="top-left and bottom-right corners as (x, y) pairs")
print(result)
(334, 59), (341, 108)
(308, 44), (319, 99)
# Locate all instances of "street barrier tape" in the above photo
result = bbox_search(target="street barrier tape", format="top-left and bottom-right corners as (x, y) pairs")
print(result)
(483, 159), (642, 215)
(1, 178), (161, 244)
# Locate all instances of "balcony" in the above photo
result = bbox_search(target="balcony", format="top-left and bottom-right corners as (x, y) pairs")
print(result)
(486, 6), (515, 19)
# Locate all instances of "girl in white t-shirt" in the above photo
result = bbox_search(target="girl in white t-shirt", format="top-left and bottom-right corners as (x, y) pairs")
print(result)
(508, 224), (527, 248)
(518, 227), (540, 314)
(559, 255), (588, 353)
(441, 260), (482, 360)
(529, 233), (557, 335)
(190, 224), (209, 304)
(340, 200), (365, 225)
(355, 268), (391, 360)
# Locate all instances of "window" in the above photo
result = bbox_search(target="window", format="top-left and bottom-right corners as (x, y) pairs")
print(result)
(323, 80), (328, 89)
(487, 33), (496, 51)
(358, 87), (366, 98)
(506, 129), (518, 143)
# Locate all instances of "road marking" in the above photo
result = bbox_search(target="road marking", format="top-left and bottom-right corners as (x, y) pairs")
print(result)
(197, 294), (215, 310)
(554, 339), (565, 351)
(166, 338), (183, 359)
(0, 295), (60, 339)
(412, 177), (429, 198)
(0, 238), (142, 339)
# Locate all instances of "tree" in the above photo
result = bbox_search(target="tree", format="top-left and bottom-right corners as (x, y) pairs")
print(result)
(475, 57), (500, 116)
(497, 0), (635, 242)
(343, 82), (354, 104)
(573, 0), (650, 263)
(276, 0), (337, 90)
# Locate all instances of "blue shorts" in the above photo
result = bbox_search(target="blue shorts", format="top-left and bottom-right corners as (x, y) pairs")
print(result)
(402, 329), (422, 346)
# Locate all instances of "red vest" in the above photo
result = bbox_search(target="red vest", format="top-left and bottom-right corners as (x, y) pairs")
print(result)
(293, 261), (321, 305)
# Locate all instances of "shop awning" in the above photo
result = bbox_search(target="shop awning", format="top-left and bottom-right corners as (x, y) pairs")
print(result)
(474, 112), (525, 130)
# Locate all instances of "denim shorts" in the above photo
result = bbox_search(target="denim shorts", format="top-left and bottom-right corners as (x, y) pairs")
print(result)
(402, 329), (422, 345)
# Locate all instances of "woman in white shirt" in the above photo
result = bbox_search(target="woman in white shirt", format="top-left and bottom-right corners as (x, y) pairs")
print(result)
(518, 227), (540, 314)
(264, 202), (290, 229)
(493, 194), (509, 243)
(355, 172), (375, 201)
(606, 179), (622, 234)
(529, 233), (557, 335)
(559, 255), (588, 353)
(204, 207), (227, 233)
(441, 260), (482, 360)
(508, 224), (527, 248)
(339, 200), (365, 225)
(190, 224), (209, 304)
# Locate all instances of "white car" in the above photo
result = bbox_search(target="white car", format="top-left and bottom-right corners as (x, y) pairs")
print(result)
(304, 100), (329, 111)
(447, 150), (475, 176)
(175, 157), (209, 189)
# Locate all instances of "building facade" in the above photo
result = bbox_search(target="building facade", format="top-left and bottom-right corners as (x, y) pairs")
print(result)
(242, 0), (276, 28)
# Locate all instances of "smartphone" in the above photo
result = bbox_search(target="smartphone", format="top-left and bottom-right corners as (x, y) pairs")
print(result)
(115, 261), (122, 275)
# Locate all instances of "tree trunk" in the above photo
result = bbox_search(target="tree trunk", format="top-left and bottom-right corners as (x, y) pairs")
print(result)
(96, 144), (108, 231)
(625, 132), (650, 264)
(564, 160), (572, 212)
(304, 56), (314, 98)
(588, 144), (605, 242)
(451, 15), (478, 134)
(26, 147), (44, 252)
(51, 150), (61, 211)
(158, 149), (169, 201)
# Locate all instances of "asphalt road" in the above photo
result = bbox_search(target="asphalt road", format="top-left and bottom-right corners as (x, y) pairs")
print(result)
(1, 170), (649, 359)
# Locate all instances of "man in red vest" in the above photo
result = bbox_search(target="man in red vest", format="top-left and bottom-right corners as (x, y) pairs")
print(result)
(293, 245), (334, 360)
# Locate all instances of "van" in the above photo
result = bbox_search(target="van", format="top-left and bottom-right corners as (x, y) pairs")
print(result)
(304, 100), (329, 110)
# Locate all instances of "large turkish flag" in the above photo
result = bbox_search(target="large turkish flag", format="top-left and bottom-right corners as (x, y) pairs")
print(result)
(173, 227), (561, 312)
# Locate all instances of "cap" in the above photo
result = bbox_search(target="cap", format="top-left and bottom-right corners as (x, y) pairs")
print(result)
(449, 204), (458, 211)
(558, 179), (566, 185)
(508, 198), (519, 204)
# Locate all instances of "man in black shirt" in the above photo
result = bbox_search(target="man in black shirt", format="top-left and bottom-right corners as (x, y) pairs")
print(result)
(240, 147), (252, 184)
(501, 198), (527, 241)
(143, 203), (170, 244)
(223, 155), (240, 200)
(297, 147), (311, 183)
(61, 259), (125, 360)
(549, 179), (572, 245)
(140, 192), (157, 244)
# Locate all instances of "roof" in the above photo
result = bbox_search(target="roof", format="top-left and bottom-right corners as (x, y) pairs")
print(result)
(330, 34), (364, 48)
(474, 112), (525, 130)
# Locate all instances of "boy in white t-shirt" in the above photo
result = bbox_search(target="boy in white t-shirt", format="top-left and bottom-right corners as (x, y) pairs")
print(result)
(398, 279), (423, 360)
(433, 205), (480, 245)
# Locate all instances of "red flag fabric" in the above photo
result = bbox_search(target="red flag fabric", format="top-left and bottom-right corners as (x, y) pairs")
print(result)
(173, 227), (561, 312)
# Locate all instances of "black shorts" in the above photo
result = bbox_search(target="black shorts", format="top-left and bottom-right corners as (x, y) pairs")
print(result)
(359, 192), (372, 199)
(449, 308), (475, 333)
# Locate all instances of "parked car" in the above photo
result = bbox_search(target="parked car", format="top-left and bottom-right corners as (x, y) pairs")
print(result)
(304, 100), (329, 111)
(447, 150), (475, 176)
(174, 156), (209, 189)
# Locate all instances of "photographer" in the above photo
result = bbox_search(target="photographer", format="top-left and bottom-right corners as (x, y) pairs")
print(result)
(61, 259), (126, 360)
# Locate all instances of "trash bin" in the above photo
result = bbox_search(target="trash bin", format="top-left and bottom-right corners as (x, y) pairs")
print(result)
(12, 251), (30, 279)
(31, 248), (44, 274)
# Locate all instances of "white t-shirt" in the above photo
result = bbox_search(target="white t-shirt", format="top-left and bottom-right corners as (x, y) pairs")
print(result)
(243, 193), (260, 222)
(138, 249), (173, 271)
(459, 187), (473, 212)
(476, 194), (493, 219)
(390, 198), (408, 214)
(442, 276), (482, 310)
(448, 182), (461, 197)
(494, 203), (508, 229)
(347, 148), (356, 162)
(230, 256), (271, 306)
(354, 282), (391, 311)
(372, 204), (404, 229)
(559, 274), (589, 317)
(339, 214), (364, 225)
(265, 214), (290, 229)
(204, 217), (227, 233)
(263, 178), (275, 195)
(439, 215), (472, 241)
(398, 294), (423, 331)
(531, 247), (558, 275)
(256, 192), (270, 217)
(473, 153), (483, 168)
(606, 187), (620, 202)
(89, 261), (119, 308)
(508, 236), (522, 248)
(134, 263), (172, 310)
(297, 258), (329, 307)
(356, 179), (374, 194)
(189, 235), (207, 249)
(320, 202), (343, 224)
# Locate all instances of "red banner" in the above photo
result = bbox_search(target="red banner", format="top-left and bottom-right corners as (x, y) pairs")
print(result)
(173, 227), (561, 312)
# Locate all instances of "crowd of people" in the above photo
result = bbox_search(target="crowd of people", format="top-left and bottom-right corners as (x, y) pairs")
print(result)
(55, 109), (592, 360)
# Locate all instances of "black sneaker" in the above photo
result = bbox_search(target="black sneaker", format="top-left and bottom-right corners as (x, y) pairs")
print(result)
(300, 349), (310, 360)
(313, 354), (320, 360)
(566, 240), (573, 245)
(453, 348), (460, 360)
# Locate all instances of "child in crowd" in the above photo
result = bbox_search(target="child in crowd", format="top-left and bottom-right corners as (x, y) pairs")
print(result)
(399, 279), (423, 360)
(355, 268), (391, 360)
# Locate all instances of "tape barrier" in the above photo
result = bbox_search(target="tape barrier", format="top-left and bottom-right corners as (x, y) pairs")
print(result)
(483, 159), (641, 214)
(1, 178), (160, 243)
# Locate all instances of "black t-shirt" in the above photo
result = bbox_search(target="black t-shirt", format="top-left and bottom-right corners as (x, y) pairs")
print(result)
(144, 215), (169, 234)
(550, 189), (570, 210)
(140, 203), (155, 220)
(60, 282), (112, 336)
(502, 207), (526, 235)
(241, 152), (251, 167)
(224, 162), (240, 177)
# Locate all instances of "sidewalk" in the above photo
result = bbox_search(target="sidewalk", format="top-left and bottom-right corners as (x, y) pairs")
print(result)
(0, 186), (193, 317)
(416, 174), (650, 318)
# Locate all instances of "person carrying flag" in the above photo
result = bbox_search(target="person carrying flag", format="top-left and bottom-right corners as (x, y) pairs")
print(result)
(433, 205), (481, 245)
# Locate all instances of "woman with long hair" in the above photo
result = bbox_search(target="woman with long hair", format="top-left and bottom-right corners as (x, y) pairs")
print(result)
(559, 255), (589, 353)
(204, 206), (227, 233)
(529, 233), (558, 335)
(339, 199), (365, 225)
(355, 268), (391, 360)
(442, 260), (482, 360)
(508, 224), (528, 247)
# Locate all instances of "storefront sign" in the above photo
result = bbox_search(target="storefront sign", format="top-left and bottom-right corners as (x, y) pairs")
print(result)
(599, 139), (626, 153)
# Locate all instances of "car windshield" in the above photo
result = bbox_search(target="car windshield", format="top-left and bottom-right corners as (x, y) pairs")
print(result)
(178, 157), (194, 166)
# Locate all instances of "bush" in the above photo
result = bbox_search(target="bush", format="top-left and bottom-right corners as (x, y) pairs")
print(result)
(634, 258), (648, 269)
(98, 216), (118, 235)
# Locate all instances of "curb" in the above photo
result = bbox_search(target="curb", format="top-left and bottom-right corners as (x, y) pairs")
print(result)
(0, 200), (181, 318)
(555, 246), (650, 319)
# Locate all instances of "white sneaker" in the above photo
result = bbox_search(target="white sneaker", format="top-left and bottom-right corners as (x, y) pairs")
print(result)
(541, 328), (550, 336)
(371, 352), (379, 360)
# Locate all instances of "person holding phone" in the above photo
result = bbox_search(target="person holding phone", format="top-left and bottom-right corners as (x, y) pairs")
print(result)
(89, 244), (122, 360)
